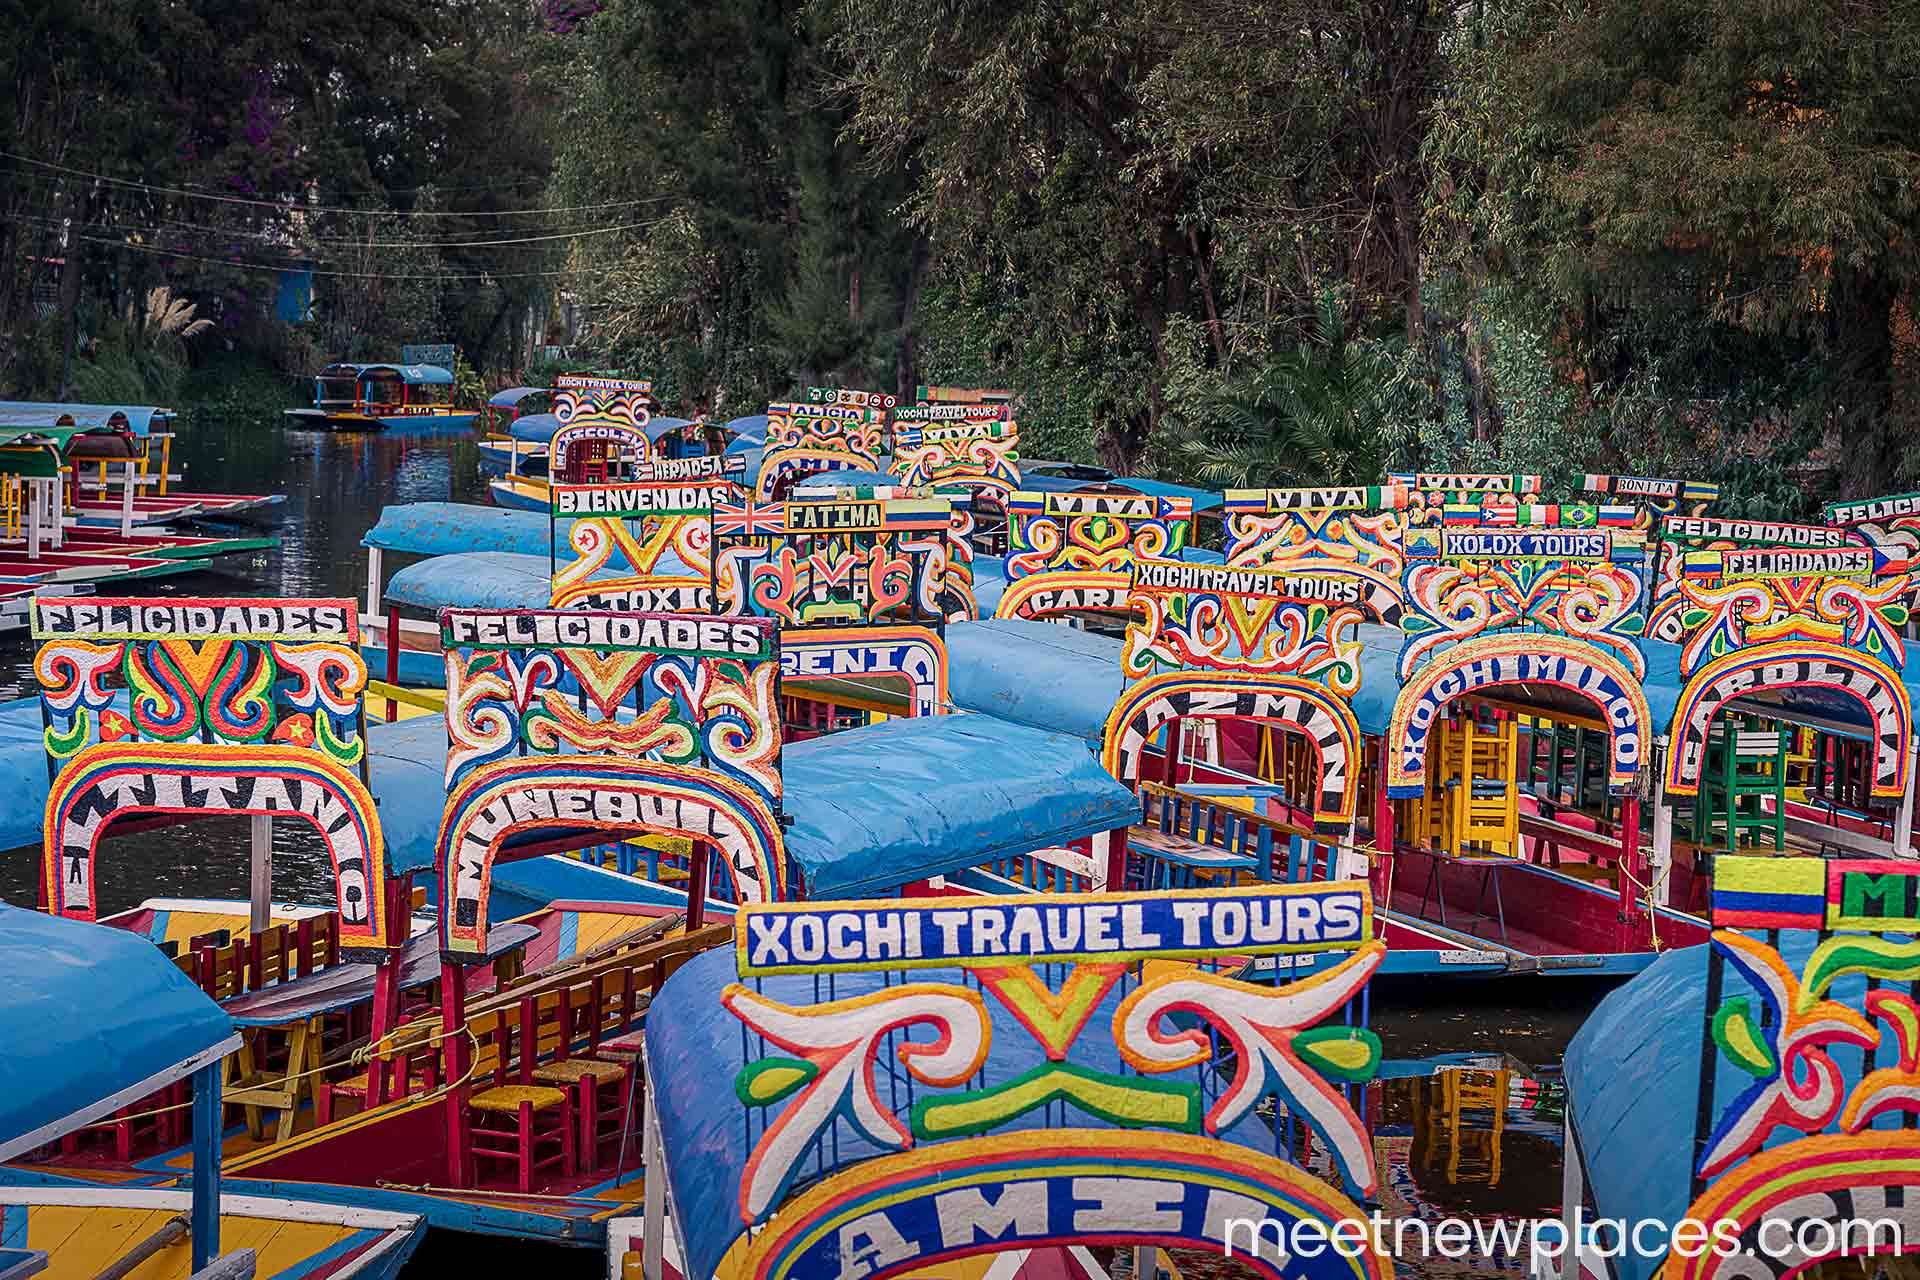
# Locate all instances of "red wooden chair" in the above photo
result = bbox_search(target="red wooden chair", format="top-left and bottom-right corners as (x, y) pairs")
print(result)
(467, 1008), (574, 1192)
(314, 1018), (442, 1126)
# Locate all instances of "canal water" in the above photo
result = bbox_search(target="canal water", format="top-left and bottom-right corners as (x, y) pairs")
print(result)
(0, 414), (1607, 1277)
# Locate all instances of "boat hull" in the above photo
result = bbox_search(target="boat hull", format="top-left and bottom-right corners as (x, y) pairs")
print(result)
(283, 409), (477, 433)
(0, 1184), (423, 1280)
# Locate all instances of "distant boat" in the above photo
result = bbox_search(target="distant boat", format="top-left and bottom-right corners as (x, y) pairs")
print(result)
(283, 363), (477, 431)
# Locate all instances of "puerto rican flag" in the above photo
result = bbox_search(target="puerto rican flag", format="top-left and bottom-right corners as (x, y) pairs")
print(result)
(713, 502), (784, 536)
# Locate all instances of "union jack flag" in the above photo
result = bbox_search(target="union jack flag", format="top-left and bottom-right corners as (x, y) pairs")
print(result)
(714, 501), (784, 536)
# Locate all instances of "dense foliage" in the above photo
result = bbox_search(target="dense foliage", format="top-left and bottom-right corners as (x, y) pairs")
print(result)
(4, 0), (1917, 504)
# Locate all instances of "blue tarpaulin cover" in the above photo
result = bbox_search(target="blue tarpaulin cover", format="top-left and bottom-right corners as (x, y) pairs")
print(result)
(946, 618), (1126, 743)
(487, 387), (548, 409)
(0, 401), (169, 434)
(0, 904), (237, 1160)
(781, 713), (1139, 897)
(1560, 932), (1893, 1280)
(647, 945), (1276, 1280)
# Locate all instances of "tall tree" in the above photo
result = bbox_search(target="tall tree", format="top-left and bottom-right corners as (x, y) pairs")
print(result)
(1434, 0), (1920, 494)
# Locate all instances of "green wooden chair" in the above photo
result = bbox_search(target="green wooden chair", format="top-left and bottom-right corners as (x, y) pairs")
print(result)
(1691, 718), (1788, 851)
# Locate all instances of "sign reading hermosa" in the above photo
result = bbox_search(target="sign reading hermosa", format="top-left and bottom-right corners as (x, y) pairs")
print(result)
(735, 882), (1372, 974)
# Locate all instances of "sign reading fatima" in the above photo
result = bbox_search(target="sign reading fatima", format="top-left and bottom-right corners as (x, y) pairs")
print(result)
(736, 880), (1371, 974)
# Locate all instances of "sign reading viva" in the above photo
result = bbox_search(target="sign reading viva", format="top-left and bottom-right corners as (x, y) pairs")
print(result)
(736, 881), (1372, 974)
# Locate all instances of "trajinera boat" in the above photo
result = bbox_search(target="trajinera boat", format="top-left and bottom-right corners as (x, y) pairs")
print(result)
(283, 363), (475, 431)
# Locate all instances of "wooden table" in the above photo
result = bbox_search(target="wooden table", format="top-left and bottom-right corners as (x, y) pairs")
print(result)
(222, 923), (536, 1142)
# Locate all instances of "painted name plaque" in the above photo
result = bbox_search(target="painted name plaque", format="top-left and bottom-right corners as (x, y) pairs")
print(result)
(33, 598), (356, 641)
(1437, 529), (1612, 560)
(736, 881), (1373, 975)
(1713, 855), (1920, 932)
(441, 609), (774, 659)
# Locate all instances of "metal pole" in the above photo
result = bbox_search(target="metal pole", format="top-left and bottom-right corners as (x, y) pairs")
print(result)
(1894, 737), (1918, 858)
(1650, 739), (1674, 907)
(191, 1061), (222, 1271)
(248, 817), (272, 936)
(641, 1053), (666, 1280)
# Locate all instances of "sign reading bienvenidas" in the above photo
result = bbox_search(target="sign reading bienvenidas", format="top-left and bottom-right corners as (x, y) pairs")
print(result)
(735, 881), (1373, 974)
(551, 483), (730, 517)
(33, 597), (358, 642)
(440, 608), (774, 659)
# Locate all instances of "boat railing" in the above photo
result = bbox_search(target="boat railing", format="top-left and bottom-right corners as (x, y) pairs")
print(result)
(170, 916), (345, 1001)
(460, 921), (732, 1068)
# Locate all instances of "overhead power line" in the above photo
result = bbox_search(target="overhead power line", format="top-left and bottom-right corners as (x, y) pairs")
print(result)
(1, 150), (664, 218)
(9, 208), (660, 251)
(66, 232), (595, 281)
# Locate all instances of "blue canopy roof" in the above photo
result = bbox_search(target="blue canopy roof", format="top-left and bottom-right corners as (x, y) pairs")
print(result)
(331, 363), (454, 385)
(946, 618), (1127, 743)
(508, 412), (563, 444)
(782, 713), (1139, 897)
(363, 502), (559, 557)
(721, 414), (767, 445)
(0, 401), (169, 435)
(642, 417), (694, 442)
(487, 387), (548, 409)
(794, 468), (898, 491)
(356, 709), (1135, 889)
(1560, 933), (1897, 1280)
(1110, 476), (1226, 511)
(383, 546), (692, 611)
(648, 945), (1279, 1280)
(0, 904), (239, 1161)
(386, 552), (569, 611)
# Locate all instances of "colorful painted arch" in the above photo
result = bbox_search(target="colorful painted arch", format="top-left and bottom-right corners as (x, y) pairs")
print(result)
(1664, 640), (1912, 798)
(1101, 670), (1362, 831)
(1385, 632), (1651, 798)
(434, 754), (786, 958)
(43, 742), (394, 952)
(721, 1130), (1392, 1280)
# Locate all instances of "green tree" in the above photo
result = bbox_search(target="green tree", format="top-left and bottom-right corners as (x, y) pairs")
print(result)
(1430, 0), (1920, 498)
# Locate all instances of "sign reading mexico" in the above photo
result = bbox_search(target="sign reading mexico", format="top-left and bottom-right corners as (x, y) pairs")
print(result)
(737, 880), (1373, 974)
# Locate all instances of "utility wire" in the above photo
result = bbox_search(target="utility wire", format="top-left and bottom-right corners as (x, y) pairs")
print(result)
(9, 208), (659, 251)
(1, 150), (665, 218)
(64, 232), (597, 281)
